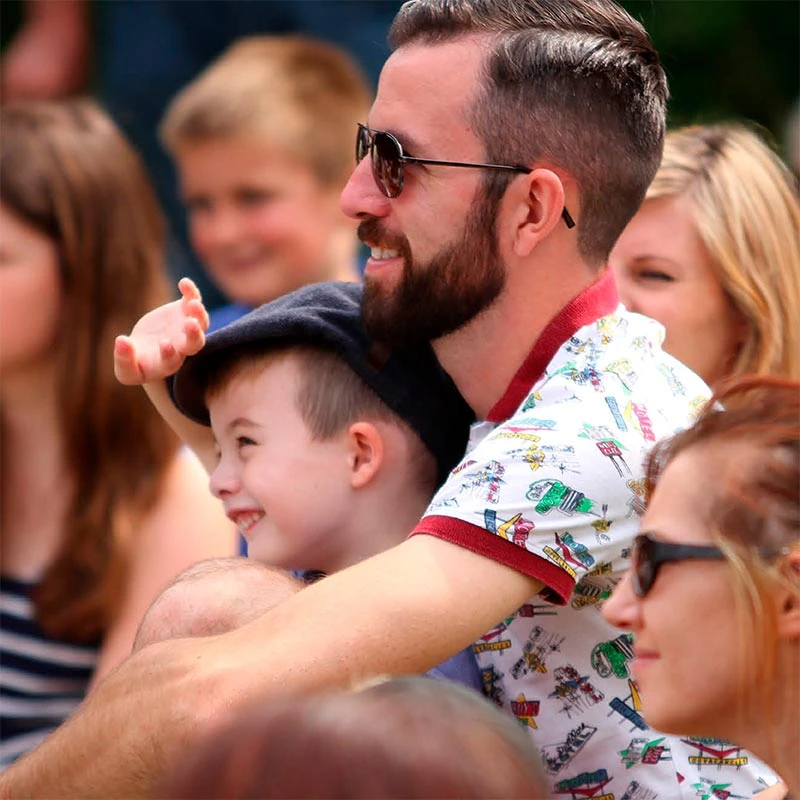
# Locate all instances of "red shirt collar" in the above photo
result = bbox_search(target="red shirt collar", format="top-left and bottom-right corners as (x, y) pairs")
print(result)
(486, 270), (619, 423)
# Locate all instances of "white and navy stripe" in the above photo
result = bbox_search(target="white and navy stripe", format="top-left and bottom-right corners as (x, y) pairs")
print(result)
(1, 577), (99, 768)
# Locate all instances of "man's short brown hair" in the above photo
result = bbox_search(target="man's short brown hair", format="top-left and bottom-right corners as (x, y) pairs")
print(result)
(389, 0), (669, 265)
(160, 35), (372, 187)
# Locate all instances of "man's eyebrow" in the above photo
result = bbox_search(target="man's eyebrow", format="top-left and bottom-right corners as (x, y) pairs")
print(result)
(366, 120), (427, 157)
(395, 131), (428, 156)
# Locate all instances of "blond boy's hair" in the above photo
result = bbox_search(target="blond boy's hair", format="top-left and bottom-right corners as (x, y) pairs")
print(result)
(160, 35), (372, 187)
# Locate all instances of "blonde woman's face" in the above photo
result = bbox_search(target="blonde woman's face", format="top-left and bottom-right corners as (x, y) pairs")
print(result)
(609, 196), (743, 388)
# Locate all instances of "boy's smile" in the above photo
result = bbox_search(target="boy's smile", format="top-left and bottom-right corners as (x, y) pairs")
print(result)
(207, 351), (357, 574)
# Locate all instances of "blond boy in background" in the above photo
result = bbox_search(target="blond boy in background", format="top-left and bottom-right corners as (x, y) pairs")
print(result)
(159, 35), (371, 331)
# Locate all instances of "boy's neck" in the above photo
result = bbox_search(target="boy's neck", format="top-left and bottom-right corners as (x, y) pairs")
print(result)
(329, 450), (431, 574)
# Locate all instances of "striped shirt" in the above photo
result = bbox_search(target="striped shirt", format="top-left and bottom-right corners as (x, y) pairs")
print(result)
(0, 576), (100, 768)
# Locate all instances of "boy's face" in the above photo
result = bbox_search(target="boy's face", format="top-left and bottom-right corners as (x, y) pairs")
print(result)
(177, 138), (351, 308)
(207, 352), (357, 573)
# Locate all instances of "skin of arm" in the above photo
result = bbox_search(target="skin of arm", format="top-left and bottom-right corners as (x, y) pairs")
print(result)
(1, 0), (89, 102)
(87, 451), (238, 688)
(0, 534), (544, 798)
(114, 278), (217, 473)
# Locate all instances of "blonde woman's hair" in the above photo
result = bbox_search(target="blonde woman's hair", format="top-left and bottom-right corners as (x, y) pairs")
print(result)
(646, 124), (800, 379)
(160, 35), (371, 188)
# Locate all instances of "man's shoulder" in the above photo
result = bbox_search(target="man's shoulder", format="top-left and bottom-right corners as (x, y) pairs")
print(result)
(537, 308), (711, 426)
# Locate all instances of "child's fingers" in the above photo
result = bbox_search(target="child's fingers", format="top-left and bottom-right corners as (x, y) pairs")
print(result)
(185, 298), (210, 332)
(158, 339), (188, 376)
(159, 339), (178, 362)
(183, 318), (206, 354)
(178, 277), (202, 303)
(113, 335), (144, 384)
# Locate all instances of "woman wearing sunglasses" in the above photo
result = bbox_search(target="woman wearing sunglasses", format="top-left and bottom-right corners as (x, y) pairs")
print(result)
(602, 375), (799, 800)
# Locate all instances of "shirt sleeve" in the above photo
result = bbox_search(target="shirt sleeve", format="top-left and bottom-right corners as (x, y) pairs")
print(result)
(410, 387), (646, 605)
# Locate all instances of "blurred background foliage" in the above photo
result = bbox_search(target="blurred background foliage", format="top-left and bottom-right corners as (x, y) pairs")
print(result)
(3, 0), (798, 153)
(620, 0), (799, 153)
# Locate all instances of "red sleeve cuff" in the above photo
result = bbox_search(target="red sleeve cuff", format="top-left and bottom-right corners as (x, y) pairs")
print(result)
(410, 515), (575, 605)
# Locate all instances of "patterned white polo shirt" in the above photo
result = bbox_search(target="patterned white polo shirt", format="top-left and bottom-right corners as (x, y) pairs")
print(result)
(411, 271), (776, 799)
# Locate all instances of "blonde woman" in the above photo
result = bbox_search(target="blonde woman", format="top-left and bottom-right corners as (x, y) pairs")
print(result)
(603, 375), (799, 799)
(610, 124), (800, 387)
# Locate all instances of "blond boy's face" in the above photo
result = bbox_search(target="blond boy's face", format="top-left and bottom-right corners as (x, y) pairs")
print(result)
(178, 138), (353, 308)
(207, 352), (358, 574)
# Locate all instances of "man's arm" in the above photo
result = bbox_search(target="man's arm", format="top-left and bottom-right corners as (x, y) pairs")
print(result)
(0, 535), (543, 797)
(114, 278), (217, 472)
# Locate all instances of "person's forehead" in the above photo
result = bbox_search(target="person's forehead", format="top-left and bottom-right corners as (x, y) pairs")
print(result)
(369, 38), (490, 155)
(644, 440), (759, 541)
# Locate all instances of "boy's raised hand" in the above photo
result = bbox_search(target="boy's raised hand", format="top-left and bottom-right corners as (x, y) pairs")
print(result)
(115, 278), (209, 385)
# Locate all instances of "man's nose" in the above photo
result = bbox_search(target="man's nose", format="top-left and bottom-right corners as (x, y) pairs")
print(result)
(340, 157), (392, 221)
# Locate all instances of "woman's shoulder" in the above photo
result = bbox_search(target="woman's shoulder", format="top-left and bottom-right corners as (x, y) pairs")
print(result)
(143, 449), (236, 544)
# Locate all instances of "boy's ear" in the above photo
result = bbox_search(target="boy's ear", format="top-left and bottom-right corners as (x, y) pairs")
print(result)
(776, 548), (800, 639)
(347, 422), (385, 489)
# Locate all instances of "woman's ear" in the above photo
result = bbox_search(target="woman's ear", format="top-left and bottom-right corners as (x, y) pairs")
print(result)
(776, 548), (800, 639)
(347, 422), (385, 489)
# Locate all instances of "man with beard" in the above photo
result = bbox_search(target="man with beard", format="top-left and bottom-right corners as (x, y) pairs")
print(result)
(0, 1), (777, 797)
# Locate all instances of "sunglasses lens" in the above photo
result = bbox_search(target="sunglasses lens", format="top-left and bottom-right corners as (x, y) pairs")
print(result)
(372, 131), (403, 198)
(356, 126), (370, 164)
(633, 536), (655, 597)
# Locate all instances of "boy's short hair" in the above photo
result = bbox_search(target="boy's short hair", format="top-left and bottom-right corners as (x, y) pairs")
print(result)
(205, 344), (439, 497)
(169, 282), (475, 490)
(159, 35), (372, 187)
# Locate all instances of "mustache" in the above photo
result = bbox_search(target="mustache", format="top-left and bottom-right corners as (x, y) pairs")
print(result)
(357, 218), (408, 252)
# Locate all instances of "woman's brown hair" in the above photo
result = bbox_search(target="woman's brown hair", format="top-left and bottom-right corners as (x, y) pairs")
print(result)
(644, 374), (799, 748)
(0, 99), (179, 641)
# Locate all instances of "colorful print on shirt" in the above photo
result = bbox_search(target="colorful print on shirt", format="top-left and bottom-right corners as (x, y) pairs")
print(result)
(414, 308), (776, 799)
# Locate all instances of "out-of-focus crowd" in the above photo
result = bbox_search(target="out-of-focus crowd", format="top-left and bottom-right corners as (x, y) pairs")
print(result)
(1, 1), (798, 798)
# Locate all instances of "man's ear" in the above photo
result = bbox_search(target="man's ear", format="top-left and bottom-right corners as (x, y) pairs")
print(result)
(347, 422), (385, 489)
(776, 548), (800, 639)
(510, 168), (568, 257)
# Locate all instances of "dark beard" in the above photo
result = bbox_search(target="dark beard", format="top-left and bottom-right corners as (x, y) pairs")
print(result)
(360, 187), (506, 349)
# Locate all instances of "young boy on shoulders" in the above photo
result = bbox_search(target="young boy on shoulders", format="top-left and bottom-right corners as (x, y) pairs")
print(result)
(159, 36), (371, 331)
(114, 279), (480, 688)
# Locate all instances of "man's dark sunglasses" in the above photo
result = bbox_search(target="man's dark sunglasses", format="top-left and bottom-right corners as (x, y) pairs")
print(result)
(631, 532), (789, 598)
(356, 123), (576, 229)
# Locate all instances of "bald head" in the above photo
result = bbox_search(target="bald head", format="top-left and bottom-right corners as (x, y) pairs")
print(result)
(134, 558), (305, 651)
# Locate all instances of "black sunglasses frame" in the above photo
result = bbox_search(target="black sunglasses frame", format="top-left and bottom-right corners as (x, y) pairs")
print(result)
(357, 124), (576, 229)
(631, 532), (790, 598)
(631, 533), (725, 598)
